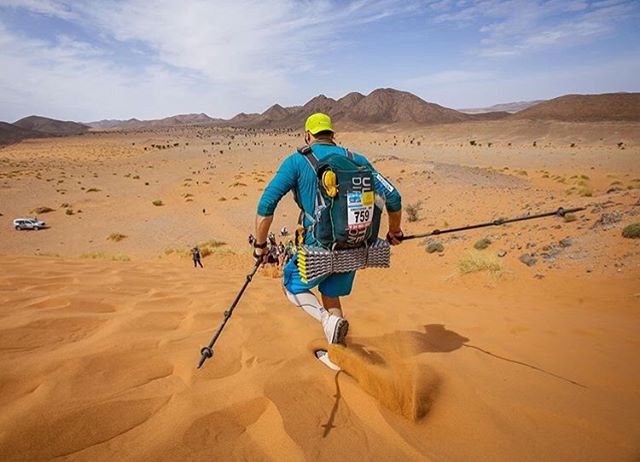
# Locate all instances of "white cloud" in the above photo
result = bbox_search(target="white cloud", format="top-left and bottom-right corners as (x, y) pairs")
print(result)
(0, 0), (418, 120)
(427, 0), (640, 58)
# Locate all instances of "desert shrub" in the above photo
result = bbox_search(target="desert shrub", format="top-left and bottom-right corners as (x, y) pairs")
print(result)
(458, 252), (502, 275)
(564, 213), (577, 222)
(218, 197), (227, 201)
(86, 188), (101, 193)
(152, 200), (164, 206)
(133, 175), (140, 179)
(578, 187), (593, 197)
(425, 241), (444, 254)
(469, 140), (476, 146)
(80, 252), (130, 261)
(107, 233), (127, 242)
(31, 206), (54, 214)
(622, 223), (640, 239)
(570, 143), (576, 147)
(65, 208), (74, 215)
(405, 201), (423, 222)
(198, 239), (227, 257)
(474, 237), (492, 250)
(533, 141), (537, 147)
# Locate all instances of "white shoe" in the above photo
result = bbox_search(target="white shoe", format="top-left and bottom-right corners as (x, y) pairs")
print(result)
(322, 312), (349, 345)
(315, 349), (341, 371)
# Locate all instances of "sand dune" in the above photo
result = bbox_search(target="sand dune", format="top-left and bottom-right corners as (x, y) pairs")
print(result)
(0, 251), (638, 461)
(0, 123), (639, 461)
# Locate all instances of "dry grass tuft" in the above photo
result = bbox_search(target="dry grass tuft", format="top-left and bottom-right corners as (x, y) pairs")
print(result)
(107, 233), (127, 242)
(30, 206), (55, 214)
(457, 251), (503, 276)
(80, 252), (130, 261)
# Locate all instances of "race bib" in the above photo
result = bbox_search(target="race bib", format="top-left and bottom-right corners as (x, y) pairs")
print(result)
(347, 191), (374, 230)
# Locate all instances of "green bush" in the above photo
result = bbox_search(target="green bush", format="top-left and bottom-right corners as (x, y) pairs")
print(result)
(474, 237), (492, 250)
(425, 241), (444, 254)
(622, 223), (640, 239)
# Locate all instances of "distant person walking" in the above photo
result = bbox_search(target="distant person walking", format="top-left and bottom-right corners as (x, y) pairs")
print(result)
(191, 246), (203, 268)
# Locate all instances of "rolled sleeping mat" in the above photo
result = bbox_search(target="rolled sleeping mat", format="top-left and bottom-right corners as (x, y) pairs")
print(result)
(298, 238), (391, 283)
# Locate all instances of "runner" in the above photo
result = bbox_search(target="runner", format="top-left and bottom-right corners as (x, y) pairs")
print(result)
(252, 113), (403, 345)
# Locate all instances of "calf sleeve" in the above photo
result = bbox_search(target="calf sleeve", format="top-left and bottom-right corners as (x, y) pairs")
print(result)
(285, 289), (325, 322)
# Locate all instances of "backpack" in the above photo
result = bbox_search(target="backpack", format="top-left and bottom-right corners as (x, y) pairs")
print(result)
(296, 145), (382, 249)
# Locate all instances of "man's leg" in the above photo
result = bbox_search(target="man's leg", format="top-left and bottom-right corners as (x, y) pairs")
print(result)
(321, 294), (343, 318)
(284, 288), (324, 321)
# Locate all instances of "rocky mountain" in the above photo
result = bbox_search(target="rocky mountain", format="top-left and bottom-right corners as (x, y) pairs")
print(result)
(0, 122), (46, 147)
(87, 113), (222, 129)
(225, 88), (490, 130)
(511, 93), (640, 122)
(13, 115), (89, 135)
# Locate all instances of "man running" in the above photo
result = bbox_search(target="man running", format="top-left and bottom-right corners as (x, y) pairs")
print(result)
(253, 113), (403, 345)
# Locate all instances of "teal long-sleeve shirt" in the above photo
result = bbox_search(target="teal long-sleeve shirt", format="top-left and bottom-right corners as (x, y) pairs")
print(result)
(257, 143), (402, 226)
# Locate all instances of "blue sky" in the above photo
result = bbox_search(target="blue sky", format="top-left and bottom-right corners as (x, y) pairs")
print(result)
(0, 0), (638, 122)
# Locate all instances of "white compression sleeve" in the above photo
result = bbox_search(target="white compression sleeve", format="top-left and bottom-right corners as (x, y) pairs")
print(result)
(285, 289), (325, 322)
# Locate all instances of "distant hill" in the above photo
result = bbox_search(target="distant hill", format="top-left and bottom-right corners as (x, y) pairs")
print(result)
(459, 100), (545, 114)
(13, 115), (89, 135)
(0, 122), (46, 147)
(225, 88), (489, 130)
(87, 113), (223, 129)
(511, 93), (640, 122)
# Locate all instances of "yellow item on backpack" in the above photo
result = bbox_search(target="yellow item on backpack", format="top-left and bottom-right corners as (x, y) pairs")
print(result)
(321, 170), (338, 198)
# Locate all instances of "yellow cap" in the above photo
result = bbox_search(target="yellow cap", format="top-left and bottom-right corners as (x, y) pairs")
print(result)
(304, 112), (333, 135)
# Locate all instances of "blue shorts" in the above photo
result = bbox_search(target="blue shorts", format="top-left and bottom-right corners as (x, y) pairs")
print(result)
(283, 254), (356, 297)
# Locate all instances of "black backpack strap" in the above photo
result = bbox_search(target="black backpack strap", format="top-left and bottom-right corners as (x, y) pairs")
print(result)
(297, 145), (318, 172)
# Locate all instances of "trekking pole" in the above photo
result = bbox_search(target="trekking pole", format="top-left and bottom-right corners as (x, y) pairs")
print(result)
(401, 207), (585, 241)
(196, 260), (261, 369)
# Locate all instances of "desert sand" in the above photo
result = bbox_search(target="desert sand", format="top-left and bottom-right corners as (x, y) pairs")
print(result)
(1, 121), (639, 461)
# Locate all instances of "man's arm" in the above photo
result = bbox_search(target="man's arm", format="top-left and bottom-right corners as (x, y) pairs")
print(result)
(255, 214), (273, 246)
(253, 156), (297, 259)
(387, 210), (403, 245)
